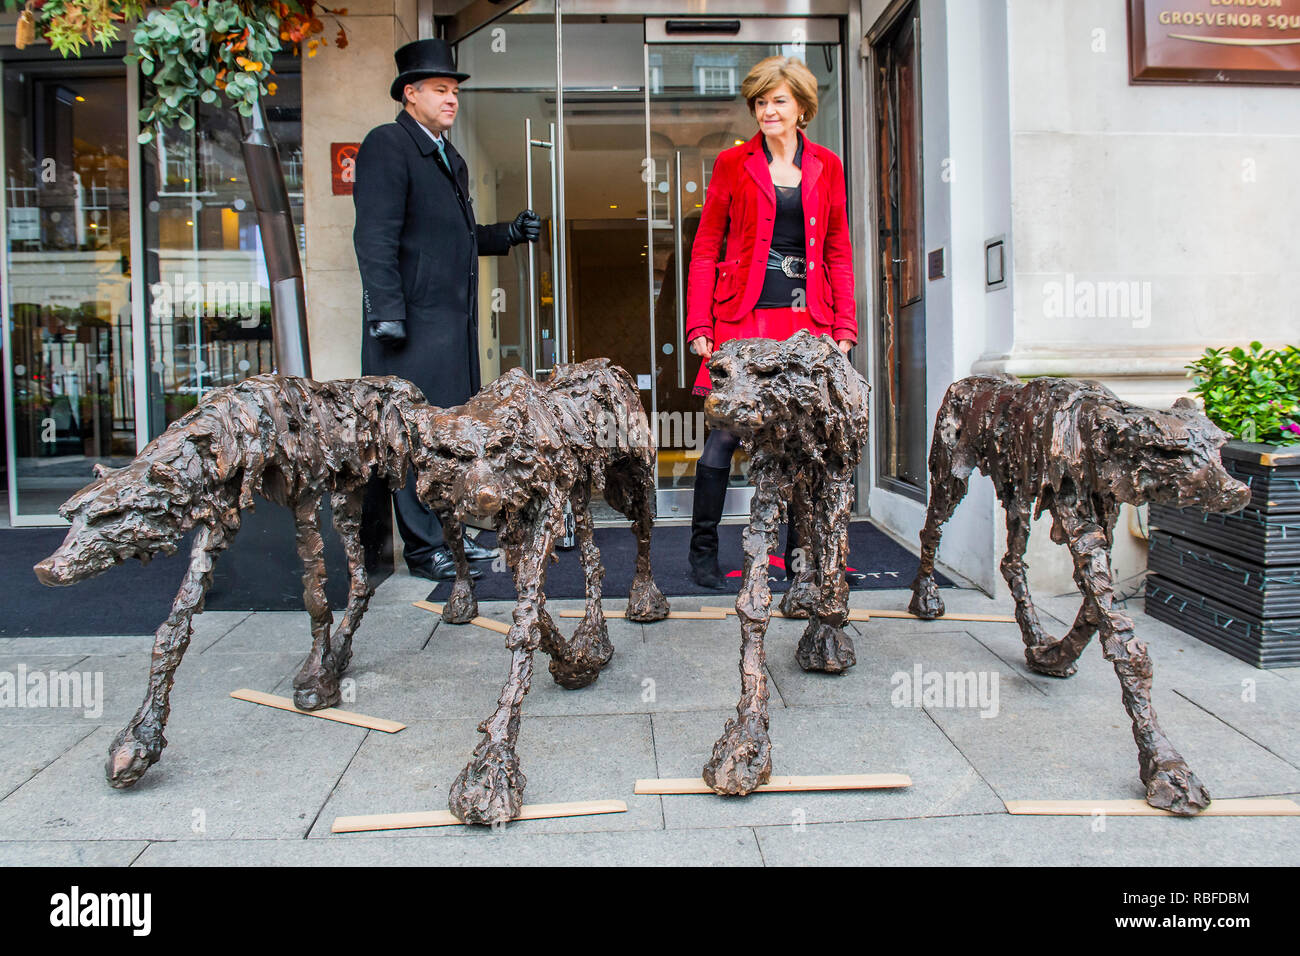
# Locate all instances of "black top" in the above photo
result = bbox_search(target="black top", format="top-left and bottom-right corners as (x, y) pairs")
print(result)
(770, 184), (806, 256)
(756, 136), (807, 309)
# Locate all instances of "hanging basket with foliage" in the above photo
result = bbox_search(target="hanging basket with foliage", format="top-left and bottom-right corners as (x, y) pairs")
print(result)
(6, 0), (350, 376)
(8, 1), (347, 138)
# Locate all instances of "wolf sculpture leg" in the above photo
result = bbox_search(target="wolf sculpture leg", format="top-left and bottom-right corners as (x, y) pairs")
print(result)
(107, 522), (230, 788)
(794, 474), (856, 673)
(1004, 505), (1097, 678)
(607, 457), (670, 622)
(441, 516), (480, 625)
(295, 491), (370, 709)
(540, 482), (614, 690)
(703, 463), (780, 795)
(448, 493), (565, 824)
(779, 480), (819, 620)
(1057, 508), (1209, 815)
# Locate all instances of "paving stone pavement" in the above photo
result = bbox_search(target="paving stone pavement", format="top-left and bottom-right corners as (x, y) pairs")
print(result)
(0, 571), (1296, 866)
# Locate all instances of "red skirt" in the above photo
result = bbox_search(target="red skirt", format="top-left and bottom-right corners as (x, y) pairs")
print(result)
(691, 307), (809, 396)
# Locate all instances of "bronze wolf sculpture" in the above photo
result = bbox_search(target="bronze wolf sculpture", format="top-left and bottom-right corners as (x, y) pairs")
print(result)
(34, 375), (428, 789)
(696, 331), (870, 794)
(908, 375), (1251, 814)
(411, 359), (670, 824)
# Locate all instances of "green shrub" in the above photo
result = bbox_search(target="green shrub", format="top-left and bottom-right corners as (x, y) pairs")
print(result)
(1186, 342), (1300, 445)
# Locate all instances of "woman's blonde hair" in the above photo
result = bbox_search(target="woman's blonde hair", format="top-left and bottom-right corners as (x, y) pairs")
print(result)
(741, 56), (819, 129)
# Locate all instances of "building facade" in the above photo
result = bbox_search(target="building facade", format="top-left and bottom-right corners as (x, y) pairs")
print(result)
(3, 0), (1297, 599)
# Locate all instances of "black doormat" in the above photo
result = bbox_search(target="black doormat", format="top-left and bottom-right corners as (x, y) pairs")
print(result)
(3, 501), (393, 637)
(5, 528), (191, 637)
(426, 520), (951, 603)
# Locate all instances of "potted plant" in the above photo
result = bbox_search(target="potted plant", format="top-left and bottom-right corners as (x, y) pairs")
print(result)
(1145, 342), (1300, 668)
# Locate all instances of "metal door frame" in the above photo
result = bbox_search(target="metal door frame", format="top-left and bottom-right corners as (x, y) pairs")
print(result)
(869, 2), (928, 503)
(446, 0), (853, 44)
(1, 53), (147, 527)
(450, 4), (858, 523)
(644, 14), (847, 519)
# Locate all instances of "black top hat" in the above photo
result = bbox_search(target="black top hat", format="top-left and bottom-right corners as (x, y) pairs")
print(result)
(390, 38), (469, 102)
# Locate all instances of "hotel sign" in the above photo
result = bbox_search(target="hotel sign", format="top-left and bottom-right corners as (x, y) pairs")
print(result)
(1129, 0), (1300, 84)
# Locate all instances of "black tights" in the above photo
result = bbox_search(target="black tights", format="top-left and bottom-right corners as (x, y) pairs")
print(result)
(699, 428), (740, 470)
(699, 428), (800, 554)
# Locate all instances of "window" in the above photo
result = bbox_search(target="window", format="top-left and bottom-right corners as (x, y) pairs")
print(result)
(692, 54), (737, 96)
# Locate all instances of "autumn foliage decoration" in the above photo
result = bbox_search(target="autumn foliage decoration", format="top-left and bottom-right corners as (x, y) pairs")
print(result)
(7, 2), (347, 141)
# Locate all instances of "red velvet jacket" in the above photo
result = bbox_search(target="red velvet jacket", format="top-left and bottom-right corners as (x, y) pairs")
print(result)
(685, 130), (857, 348)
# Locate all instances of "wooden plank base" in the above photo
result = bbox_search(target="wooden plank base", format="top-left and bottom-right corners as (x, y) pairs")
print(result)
(635, 773), (912, 795)
(332, 799), (628, 833)
(1005, 798), (1300, 817)
(868, 609), (1018, 623)
(699, 606), (793, 619)
(701, 605), (864, 621)
(230, 689), (406, 733)
(700, 606), (1018, 624)
(556, 609), (726, 620)
(413, 600), (511, 634)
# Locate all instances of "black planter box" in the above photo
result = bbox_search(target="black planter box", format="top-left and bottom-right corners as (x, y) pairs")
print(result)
(1147, 530), (1300, 618)
(1145, 577), (1300, 668)
(1147, 506), (1300, 565)
(1145, 440), (1300, 669)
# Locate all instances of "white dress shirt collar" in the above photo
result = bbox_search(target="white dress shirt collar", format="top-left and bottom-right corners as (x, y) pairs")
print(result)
(414, 118), (445, 148)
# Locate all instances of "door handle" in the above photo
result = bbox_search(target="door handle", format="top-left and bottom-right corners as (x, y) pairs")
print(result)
(524, 117), (538, 375)
(524, 118), (553, 376)
(547, 121), (563, 368)
(673, 150), (686, 389)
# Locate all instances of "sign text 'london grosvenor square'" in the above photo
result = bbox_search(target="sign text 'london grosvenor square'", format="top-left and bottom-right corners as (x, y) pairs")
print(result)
(1129, 0), (1300, 84)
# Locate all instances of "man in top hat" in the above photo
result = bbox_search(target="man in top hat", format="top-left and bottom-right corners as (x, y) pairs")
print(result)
(354, 37), (541, 581)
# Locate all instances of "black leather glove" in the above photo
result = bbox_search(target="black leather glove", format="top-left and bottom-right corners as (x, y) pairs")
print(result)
(508, 209), (541, 246)
(369, 319), (407, 346)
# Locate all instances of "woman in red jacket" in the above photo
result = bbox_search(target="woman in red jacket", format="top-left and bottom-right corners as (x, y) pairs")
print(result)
(686, 56), (858, 590)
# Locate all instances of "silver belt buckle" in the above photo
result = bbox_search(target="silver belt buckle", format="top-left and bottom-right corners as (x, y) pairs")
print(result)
(781, 255), (806, 279)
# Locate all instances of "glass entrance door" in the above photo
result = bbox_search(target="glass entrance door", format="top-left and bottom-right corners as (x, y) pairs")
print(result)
(2, 58), (137, 523)
(645, 18), (844, 518)
(455, 1), (563, 382)
(456, 11), (845, 520)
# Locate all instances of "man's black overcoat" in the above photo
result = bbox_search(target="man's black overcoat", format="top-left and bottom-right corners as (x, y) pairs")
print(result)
(354, 110), (512, 407)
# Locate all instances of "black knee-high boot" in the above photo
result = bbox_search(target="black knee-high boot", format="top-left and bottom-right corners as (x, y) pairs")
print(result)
(783, 511), (802, 581)
(689, 464), (731, 590)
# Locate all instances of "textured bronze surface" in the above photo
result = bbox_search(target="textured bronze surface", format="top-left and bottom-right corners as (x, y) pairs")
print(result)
(35, 361), (668, 814)
(412, 359), (670, 824)
(699, 332), (870, 794)
(908, 375), (1251, 815)
(34, 375), (427, 788)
